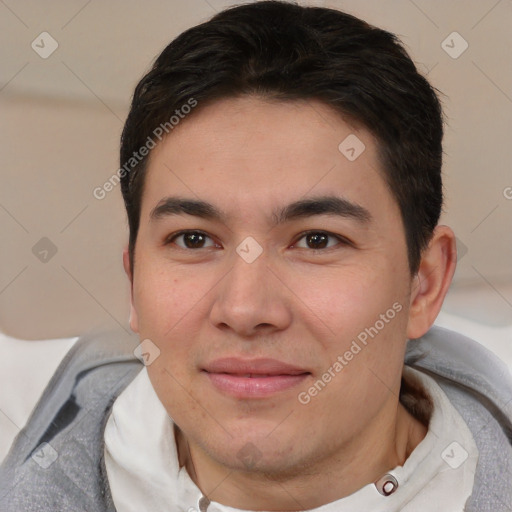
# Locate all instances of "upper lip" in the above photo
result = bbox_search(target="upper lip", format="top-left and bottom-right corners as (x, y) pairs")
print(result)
(203, 357), (310, 376)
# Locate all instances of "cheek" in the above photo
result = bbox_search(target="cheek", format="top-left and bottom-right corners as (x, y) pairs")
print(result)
(293, 264), (395, 338)
(296, 307), (408, 437)
(133, 257), (211, 336)
(132, 258), (218, 378)
(296, 262), (409, 387)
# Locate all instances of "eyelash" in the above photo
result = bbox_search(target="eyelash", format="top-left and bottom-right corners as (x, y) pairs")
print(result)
(164, 230), (219, 250)
(164, 230), (351, 251)
(292, 230), (351, 250)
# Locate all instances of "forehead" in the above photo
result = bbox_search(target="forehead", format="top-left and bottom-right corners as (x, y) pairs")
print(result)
(140, 96), (398, 223)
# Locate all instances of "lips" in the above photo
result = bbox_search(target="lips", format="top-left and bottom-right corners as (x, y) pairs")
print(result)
(202, 357), (310, 398)
(203, 357), (309, 376)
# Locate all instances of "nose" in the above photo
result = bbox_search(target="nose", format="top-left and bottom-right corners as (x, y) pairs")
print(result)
(209, 249), (293, 338)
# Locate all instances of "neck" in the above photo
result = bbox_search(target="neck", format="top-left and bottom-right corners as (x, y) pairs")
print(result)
(176, 402), (427, 510)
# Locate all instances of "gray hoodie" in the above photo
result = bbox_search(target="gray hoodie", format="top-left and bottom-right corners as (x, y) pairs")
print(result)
(1, 326), (511, 511)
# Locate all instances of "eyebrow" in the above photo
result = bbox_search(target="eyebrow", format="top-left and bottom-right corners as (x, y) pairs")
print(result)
(149, 195), (372, 225)
(274, 196), (371, 224)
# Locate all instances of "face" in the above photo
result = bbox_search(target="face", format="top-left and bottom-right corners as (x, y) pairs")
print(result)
(127, 96), (415, 476)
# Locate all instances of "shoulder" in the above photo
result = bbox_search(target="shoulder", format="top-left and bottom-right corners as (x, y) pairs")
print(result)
(406, 325), (512, 413)
(0, 329), (142, 511)
(406, 326), (512, 509)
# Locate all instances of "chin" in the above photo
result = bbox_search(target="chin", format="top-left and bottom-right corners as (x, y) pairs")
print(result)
(201, 431), (308, 475)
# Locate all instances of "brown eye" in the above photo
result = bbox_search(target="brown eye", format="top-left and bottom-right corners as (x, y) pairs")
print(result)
(295, 231), (342, 250)
(169, 231), (216, 249)
(305, 233), (328, 249)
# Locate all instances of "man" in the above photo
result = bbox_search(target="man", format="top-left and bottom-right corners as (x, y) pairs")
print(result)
(2, 1), (511, 510)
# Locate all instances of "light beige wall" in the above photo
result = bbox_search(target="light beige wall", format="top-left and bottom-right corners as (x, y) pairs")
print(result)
(1, 0), (511, 339)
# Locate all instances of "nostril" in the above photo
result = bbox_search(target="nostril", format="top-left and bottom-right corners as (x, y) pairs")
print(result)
(255, 323), (273, 329)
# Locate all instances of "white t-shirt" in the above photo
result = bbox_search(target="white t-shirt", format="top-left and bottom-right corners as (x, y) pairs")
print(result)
(104, 366), (478, 512)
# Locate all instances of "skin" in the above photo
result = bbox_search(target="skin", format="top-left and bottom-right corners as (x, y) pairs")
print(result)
(123, 96), (456, 510)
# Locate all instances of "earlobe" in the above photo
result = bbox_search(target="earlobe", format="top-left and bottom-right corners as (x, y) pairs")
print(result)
(406, 225), (457, 340)
(123, 248), (139, 333)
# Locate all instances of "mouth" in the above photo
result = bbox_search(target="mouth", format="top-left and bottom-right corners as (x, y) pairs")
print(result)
(202, 358), (311, 398)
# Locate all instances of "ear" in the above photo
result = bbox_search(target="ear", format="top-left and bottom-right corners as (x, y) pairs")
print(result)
(406, 225), (457, 339)
(123, 247), (139, 334)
